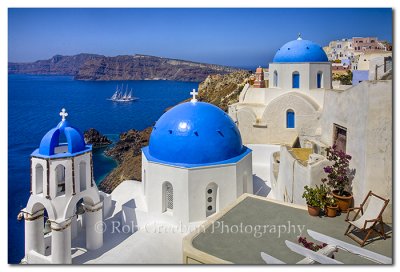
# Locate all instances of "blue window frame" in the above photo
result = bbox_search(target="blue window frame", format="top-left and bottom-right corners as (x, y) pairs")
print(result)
(286, 110), (295, 128)
(292, 72), (300, 88)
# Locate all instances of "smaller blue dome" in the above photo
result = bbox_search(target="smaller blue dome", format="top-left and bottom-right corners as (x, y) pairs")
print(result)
(273, 38), (328, 63)
(147, 101), (246, 165)
(35, 110), (89, 157)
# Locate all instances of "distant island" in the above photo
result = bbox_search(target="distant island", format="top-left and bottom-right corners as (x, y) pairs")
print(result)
(8, 53), (242, 82)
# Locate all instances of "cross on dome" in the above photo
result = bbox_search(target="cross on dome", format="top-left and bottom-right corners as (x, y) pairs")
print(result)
(297, 33), (302, 40)
(190, 89), (198, 103)
(59, 108), (68, 121)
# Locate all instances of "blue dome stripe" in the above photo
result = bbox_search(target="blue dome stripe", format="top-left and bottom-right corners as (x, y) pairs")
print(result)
(273, 39), (328, 63)
(38, 128), (60, 156)
(65, 127), (86, 154)
(57, 120), (71, 131)
(148, 102), (245, 164)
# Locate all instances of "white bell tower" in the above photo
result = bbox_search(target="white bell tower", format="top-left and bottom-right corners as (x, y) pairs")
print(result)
(21, 109), (104, 264)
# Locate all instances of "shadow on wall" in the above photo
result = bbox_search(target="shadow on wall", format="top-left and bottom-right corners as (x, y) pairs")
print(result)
(253, 174), (271, 197)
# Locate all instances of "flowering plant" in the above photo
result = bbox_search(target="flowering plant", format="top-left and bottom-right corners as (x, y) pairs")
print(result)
(325, 194), (338, 207)
(322, 146), (353, 196)
(298, 236), (327, 252)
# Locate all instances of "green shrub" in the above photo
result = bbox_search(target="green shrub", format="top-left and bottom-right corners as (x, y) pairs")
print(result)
(302, 184), (328, 208)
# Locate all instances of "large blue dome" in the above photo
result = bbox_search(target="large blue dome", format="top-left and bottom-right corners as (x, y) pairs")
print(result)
(273, 38), (328, 63)
(147, 101), (246, 165)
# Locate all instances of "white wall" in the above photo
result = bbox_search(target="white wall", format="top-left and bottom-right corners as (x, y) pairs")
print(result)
(273, 146), (330, 205)
(143, 155), (189, 225)
(143, 151), (252, 224)
(232, 91), (321, 145)
(29, 152), (99, 220)
(320, 80), (392, 221)
(269, 63), (331, 91)
(187, 164), (237, 223)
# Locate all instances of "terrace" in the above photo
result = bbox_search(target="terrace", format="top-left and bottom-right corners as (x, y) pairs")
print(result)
(183, 194), (392, 264)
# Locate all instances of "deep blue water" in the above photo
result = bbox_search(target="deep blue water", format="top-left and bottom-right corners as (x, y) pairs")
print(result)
(8, 74), (199, 263)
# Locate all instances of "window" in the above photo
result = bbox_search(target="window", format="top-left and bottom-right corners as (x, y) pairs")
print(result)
(292, 71), (300, 89)
(206, 183), (218, 217)
(55, 164), (66, 196)
(317, 72), (323, 88)
(333, 124), (347, 153)
(35, 164), (44, 194)
(273, 70), (278, 87)
(79, 161), (86, 192)
(162, 182), (173, 212)
(286, 109), (295, 128)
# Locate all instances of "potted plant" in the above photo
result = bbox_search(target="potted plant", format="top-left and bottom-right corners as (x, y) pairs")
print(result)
(322, 146), (354, 213)
(302, 185), (326, 216)
(325, 194), (338, 217)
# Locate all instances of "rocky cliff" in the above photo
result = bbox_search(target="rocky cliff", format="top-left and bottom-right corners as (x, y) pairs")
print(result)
(99, 127), (152, 193)
(98, 71), (251, 193)
(84, 128), (112, 148)
(197, 70), (251, 111)
(9, 54), (241, 82)
(8, 54), (103, 76)
(75, 55), (241, 82)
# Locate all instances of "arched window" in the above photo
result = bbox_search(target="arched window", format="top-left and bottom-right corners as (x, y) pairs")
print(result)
(162, 182), (173, 212)
(55, 164), (66, 196)
(292, 71), (300, 88)
(79, 161), (86, 192)
(35, 164), (44, 194)
(206, 183), (219, 217)
(317, 72), (323, 88)
(286, 109), (295, 128)
(273, 70), (278, 87)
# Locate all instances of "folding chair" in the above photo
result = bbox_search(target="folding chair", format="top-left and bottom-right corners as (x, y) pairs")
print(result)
(345, 191), (389, 247)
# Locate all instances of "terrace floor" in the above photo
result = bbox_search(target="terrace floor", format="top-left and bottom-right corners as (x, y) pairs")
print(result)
(185, 194), (392, 264)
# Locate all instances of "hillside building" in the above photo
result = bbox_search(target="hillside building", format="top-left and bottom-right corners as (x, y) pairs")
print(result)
(229, 35), (392, 221)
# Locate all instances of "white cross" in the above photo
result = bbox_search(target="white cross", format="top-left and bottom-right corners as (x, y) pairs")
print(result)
(190, 89), (198, 103)
(59, 108), (68, 121)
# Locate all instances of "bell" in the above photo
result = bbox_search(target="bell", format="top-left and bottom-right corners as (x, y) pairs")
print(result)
(43, 219), (51, 234)
(76, 203), (85, 215)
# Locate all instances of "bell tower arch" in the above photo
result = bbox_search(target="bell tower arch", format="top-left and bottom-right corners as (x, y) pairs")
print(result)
(22, 109), (103, 264)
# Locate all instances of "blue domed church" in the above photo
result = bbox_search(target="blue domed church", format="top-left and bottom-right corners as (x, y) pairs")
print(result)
(141, 92), (253, 224)
(270, 35), (331, 91)
(229, 35), (332, 146)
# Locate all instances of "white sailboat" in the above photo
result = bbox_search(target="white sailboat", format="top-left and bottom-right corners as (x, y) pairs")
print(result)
(108, 84), (139, 102)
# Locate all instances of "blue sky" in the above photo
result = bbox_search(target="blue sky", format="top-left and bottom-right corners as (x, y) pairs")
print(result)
(8, 8), (392, 68)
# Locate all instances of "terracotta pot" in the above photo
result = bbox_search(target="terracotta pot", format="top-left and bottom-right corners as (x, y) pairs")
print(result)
(325, 206), (338, 217)
(332, 190), (353, 213)
(307, 205), (321, 216)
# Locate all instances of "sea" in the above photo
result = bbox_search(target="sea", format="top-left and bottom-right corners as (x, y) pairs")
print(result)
(8, 74), (199, 263)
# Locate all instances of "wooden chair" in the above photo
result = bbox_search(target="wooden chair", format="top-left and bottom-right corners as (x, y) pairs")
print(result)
(345, 191), (390, 247)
